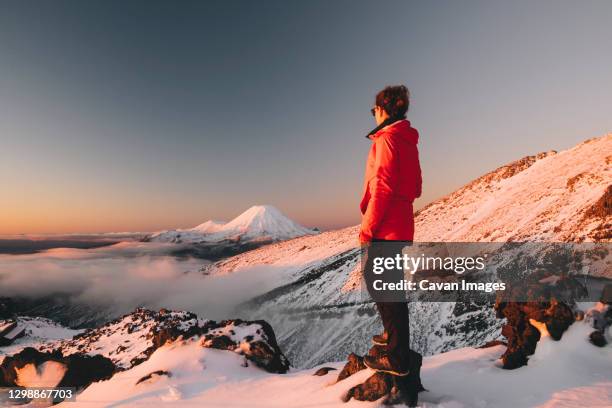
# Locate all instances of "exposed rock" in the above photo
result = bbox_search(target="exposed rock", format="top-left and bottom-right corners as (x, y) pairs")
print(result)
(39, 308), (202, 370)
(544, 301), (575, 340)
(498, 312), (540, 369)
(23, 309), (291, 376)
(584, 302), (612, 331)
(584, 299), (612, 348)
(585, 184), (612, 219)
(382, 384), (420, 407)
(339, 346), (424, 405)
(495, 273), (586, 369)
(344, 371), (393, 402)
(336, 353), (365, 382)
(589, 330), (607, 347)
(312, 367), (336, 376)
(0, 347), (115, 390)
(600, 283), (612, 304)
(495, 298), (577, 369)
(200, 319), (290, 374)
(478, 340), (507, 349)
(202, 334), (235, 350)
(136, 370), (172, 385)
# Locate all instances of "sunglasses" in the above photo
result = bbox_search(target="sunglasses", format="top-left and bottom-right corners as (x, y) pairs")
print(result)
(370, 107), (377, 116)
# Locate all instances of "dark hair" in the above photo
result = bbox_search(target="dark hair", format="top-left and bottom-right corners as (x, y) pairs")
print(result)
(375, 85), (409, 118)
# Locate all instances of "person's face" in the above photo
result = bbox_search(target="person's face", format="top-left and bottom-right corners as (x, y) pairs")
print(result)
(371, 105), (388, 126)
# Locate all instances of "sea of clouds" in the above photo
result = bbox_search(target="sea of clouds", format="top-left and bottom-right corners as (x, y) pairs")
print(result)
(0, 241), (282, 320)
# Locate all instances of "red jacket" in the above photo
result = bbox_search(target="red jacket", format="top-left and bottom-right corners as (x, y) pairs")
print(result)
(360, 119), (422, 242)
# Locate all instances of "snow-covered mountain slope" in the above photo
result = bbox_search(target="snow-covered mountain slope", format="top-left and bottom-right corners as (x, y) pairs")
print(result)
(37, 308), (204, 370)
(192, 219), (226, 233)
(8, 308), (285, 375)
(415, 134), (611, 242)
(0, 308), (291, 404)
(148, 205), (317, 245)
(0, 317), (82, 363)
(54, 318), (611, 408)
(202, 135), (611, 367)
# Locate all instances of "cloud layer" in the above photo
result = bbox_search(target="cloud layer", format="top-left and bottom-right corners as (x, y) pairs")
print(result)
(0, 242), (278, 320)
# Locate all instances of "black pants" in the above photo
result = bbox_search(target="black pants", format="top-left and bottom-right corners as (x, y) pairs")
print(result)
(364, 239), (411, 371)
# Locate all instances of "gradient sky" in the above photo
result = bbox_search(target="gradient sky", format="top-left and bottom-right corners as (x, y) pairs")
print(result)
(1, 0), (611, 234)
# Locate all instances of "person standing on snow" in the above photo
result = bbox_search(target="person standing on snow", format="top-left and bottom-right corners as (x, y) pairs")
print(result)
(360, 85), (422, 376)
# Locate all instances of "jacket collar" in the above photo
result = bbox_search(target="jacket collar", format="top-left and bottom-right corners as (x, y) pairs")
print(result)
(365, 116), (407, 140)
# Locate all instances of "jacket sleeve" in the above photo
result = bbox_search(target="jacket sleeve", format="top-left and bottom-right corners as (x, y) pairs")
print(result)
(360, 135), (396, 240)
(415, 149), (422, 199)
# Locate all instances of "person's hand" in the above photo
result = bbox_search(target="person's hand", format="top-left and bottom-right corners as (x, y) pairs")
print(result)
(359, 230), (372, 244)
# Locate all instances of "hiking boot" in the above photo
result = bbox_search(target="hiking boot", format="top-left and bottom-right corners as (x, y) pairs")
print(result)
(372, 331), (388, 346)
(363, 355), (409, 376)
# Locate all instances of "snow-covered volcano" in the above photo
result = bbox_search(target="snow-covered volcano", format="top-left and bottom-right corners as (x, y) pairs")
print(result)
(147, 205), (317, 245)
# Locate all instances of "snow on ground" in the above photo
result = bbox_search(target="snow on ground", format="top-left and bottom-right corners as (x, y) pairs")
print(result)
(414, 134), (611, 242)
(58, 320), (611, 408)
(37, 309), (201, 370)
(0, 317), (82, 364)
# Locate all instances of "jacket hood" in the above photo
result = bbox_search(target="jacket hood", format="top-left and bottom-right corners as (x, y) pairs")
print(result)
(367, 118), (418, 144)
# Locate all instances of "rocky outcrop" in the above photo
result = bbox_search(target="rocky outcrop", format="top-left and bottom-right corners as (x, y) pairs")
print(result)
(343, 371), (393, 402)
(0, 307), (292, 405)
(9, 308), (290, 379)
(0, 308), (291, 404)
(585, 284), (612, 347)
(0, 347), (115, 391)
(495, 274), (594, 369)
(336, 353), (365, 382)
(495, 302), (543, 369)
(38, 308), (202, 370)
(135, 370), (171, 385)
(338, 346), (424, 406)
(312, 366), (336, 376)
(200, 319), (290, 374)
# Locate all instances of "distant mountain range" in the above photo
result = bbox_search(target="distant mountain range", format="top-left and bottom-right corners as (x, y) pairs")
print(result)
(145, 205), (317, 245)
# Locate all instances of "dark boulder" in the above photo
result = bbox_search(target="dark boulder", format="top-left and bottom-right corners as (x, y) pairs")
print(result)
(336, 353), (365, 382)
(589, 330), (607, 347)
(202, 334), (235, 350)
(312, 367), (336, 376)
(585, 299), (612, 348)
(0, 347), (115, 390)
(343, 371), (393, 402)
(59, 354), (116, 389)
(150, 308), (202, 349)
(494, 273), (584, 369)
(340, 346), (424, 406)
(136, 370), (172, 385)
(478, 340), (507, 349)
(200, 319), (290, 374)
